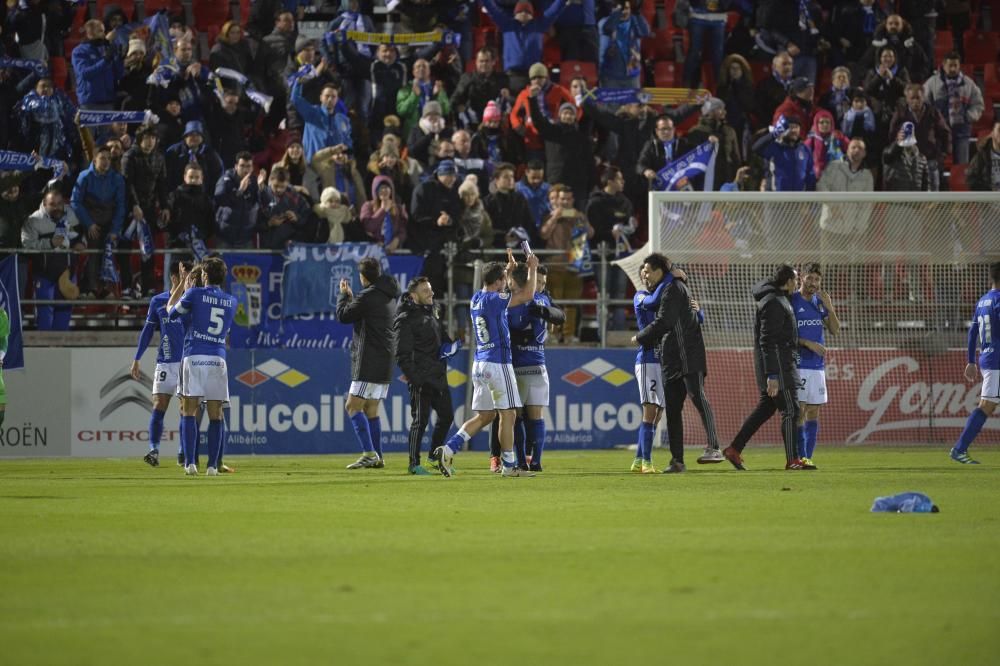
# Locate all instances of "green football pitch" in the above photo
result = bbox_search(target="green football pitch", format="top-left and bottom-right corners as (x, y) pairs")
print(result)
(1, 448), (997, 666)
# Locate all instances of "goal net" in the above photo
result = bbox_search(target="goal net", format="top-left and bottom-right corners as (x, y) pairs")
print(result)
(643, 191), (1000, 447)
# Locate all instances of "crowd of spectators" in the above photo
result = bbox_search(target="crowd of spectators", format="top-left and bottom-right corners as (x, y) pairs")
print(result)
(0, 0), (997, 334)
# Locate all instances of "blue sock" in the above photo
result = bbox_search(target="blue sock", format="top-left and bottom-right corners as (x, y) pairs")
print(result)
(804, 420), (819, 458)
(180, 415), (197, 467)
(367, 417), (383, 458)
(639, 422), (655, 462)
(207, 419), (224, 469)
(528, 419), (546, 465)
(350, 412), (375, 454)
(149, 409), (165, 452)
(514, 417), (527, 467)
(955, 408), (988, 453)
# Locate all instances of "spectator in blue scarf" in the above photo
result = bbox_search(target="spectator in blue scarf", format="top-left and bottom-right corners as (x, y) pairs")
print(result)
(16, 77), (78, 161)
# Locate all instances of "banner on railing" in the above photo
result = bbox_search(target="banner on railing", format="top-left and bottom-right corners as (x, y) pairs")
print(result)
(0, 256), (24, 371)
(225, 248), (424, 349)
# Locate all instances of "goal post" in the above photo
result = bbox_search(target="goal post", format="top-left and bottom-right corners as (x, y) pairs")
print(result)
(641, 191), (1000, 447)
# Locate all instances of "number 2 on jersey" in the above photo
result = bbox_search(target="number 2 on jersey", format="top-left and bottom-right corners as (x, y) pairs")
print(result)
(207, 307), (225, 335)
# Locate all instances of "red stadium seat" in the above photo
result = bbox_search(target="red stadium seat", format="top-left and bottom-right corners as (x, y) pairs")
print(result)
(560, 60), (598, 87)
(640, 0), (656, 28)
(749, 60), (771, 83)
(654, 61), (678, 87)
(192, 0), (231, 30)
(49, 56), (68, 89)
(963, 31), (1000, 64)
(143, 0), (183, 16)
(983, 63), (1000, 98)
(949, 163), (968, 191)
(94, 0), (135, 21)
(542, 35), (560, 65)
(205, 25), (221, 49)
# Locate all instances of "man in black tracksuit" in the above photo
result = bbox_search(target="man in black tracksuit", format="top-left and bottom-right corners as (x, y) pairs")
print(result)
(394, 276), (460, 475)
(723, 264), (815, 471)
(634, 267), (722, 473)
(336, 257), (401, 469)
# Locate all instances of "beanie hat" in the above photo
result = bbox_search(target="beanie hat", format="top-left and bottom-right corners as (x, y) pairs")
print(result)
(458, 174), (479, 198)
(528, 62), (548, 79)
(422, 100), (443, 117)
(127, 38), (146, 57)
(320, 187), (342, 205)
(558, 102), (577, 116)
(483, 100), (501, 123)
(701, 96), (725, 116)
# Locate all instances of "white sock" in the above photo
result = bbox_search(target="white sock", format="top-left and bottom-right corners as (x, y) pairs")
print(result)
(457, 428), (471, 442)
(501, 451), (516, 465)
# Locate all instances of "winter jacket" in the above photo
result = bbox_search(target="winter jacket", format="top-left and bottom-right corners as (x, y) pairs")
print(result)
(679, 115), (741, 187)
(863, 66), (909, 125)
(206, 101), (252, 168)
(803, 110), (848, 180)
(408, 178), (462, 253)
(256, 186), (315, 249)
(484, 188), (536, 248)
(515, 179), (551, 231)
(336, 273), (401, 384)
(866, 24), (929, 81)
(396, 83), (451, 138)
(71, 39), (122, 105)
(451, 71), (510, 125)
(635, 278), (707, 379)
(754, 72), (791, 127)
(371, 59), (407, 124)
(888, 103), (952, 163)
(147, 61), (214, 124)
(164, 141), (225, 193)
(923, 69), (985, 132)
(359, 176), (408, 247)
(213, 169), (260, 247)
(292, 80), (353, 162)
(832, 1), (887, 65)
(16, 89), (77, 160)
(598, 8), (650, 82)
(511, 82), (575, 153)
(585, 189), (633, 249)
(752, 133), (816, 192)
(637, 137), (681, 181)
(312, 148), (368, 209)
(406, 119), (453, 168)
(967, 137), (1000, 192)
(528, 96), (594, 197)
(882, 144), (930, 191)
(751, 279), (800, 391)
(481, 0), (567, 73)
(817, 161), (875, 235)
(118, 60), (153, 111)
(70, 165), (126, 235)
(393, 293), (452, 390)
(166, 184), (215, 244)
(121, 145), (168, 216)
(20, 202), (81, 281)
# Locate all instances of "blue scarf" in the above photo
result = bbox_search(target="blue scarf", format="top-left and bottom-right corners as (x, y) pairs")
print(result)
(382, 211), (393, 245)
(334, 166), (356, 206)
(123, 216), (155, 261)
(101, 237), (120, 285)
(861, 5), (876, 35)
(78, 110), (155, 127)
(286, 63), (316, 90)
(0, 56), (47, 76)
(417, 80), (433, 114)
(0, 150), (65, 177)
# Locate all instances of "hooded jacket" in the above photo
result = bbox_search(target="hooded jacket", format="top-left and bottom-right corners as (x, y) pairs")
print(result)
(752, 132), (816, 192)
(482, 0), (567, 73)
(752, 279), (799, 390)
(214, 168), (260, 247)
(166, 183), (215, 245)
(71, 39), (123, 105)
(359, 176), (408, 247)
(122, 144), (168, 215)
(337, 273), (401, 383)
(803, 109), (848, 180)
(634, 277), (707, 379)
(292, 79), (354, 163)
(393, 293), (452, 390)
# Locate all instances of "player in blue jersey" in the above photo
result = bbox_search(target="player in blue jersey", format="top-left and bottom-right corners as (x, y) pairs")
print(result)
(167, 257), (237, 476)
(131, 258), (191, 467)
(791, 263), (840, 466)
(434, 249), (539, 478)
(951, 262), (1000, 464)
(509, 263), (565, 472)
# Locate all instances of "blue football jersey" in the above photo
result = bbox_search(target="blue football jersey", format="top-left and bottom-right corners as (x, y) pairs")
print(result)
(145, 291), (185, 364)
(970, 288), (1000, 370)
(471, 289), (513, 364)
(633, 275), (673, 365)
(169, 286), (237, 358)
(792, 292), (828, 370)
(509, 292), (552, 368)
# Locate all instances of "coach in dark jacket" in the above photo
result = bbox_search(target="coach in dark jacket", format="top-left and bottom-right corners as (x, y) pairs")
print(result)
(724, 265), (812, 470)
(634, 270), (721, 471)
(394, 278), (457, 473)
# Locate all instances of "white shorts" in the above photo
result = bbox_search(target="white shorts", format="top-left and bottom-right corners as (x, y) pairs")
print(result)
(349, 381), (389, 401)
(981, 368), (1000, 403)
(471, 361), (522, 411)
(152, 362), (180, 396)
(515, 365), (550, 406)
(635, 363), (664, 407)
(180, 355), (230, 402)
(796, 368), (828, 405)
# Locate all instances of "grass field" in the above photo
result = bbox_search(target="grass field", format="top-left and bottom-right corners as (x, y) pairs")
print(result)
(1, 448), (998, 666)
